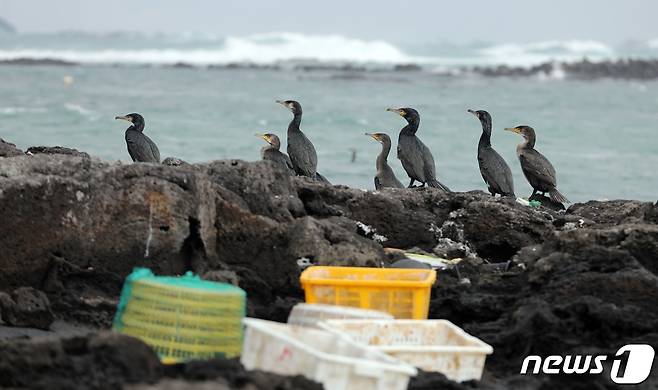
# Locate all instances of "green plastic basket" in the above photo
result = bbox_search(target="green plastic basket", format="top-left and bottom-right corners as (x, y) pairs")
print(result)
(113, 268), (245, 363)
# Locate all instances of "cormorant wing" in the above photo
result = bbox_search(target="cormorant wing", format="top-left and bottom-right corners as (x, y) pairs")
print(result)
(397, 137), (427, 181)
(143, 134), (161, 162)
(125, 130), (159, 163)
(276, 151), (296, 175)
(381, 164), (404, 188)
(419, 141), (437, 181)
(315, 172), (331, 184)
(126, 139), (138, 162)
(480, 148), (515, 195)
(287, 133), (317, 177)
(284, 153), (295, 171)
(519, 150), (556, 187)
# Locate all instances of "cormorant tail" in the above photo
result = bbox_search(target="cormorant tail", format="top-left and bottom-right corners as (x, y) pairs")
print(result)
(427, 179), (451, 192)
(315, 172), (331, 184)
(549, 188), (569, 204)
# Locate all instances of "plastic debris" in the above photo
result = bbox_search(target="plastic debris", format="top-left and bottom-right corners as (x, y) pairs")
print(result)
(113, 267), (246, 363)
(320, 319), (493, 382)
(242, 318), (417, 390)
(300, 266), (436, 319)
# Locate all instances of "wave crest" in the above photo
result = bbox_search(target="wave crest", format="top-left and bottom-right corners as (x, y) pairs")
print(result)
(478, 40), (614, 66)
(0, 32), (413, 66)
(0, 33), (650, 68)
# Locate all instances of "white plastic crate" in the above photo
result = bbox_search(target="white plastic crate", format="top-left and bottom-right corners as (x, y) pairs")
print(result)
(319, 319), (493, 382)
(287, 303), (393, 328)
(241, 318), (417, 390)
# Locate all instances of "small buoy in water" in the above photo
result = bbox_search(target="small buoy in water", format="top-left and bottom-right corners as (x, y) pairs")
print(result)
(63, 75), (74, 85)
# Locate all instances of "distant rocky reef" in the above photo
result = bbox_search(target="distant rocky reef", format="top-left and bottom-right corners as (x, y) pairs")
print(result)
(4, 55), (658, 80)
(465, 58), (658, 80)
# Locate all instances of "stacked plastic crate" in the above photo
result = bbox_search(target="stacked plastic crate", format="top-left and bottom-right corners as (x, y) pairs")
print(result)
(113, 268), (245, 363)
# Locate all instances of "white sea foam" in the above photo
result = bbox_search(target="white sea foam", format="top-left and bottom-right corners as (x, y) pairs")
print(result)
(64, 103), (100, 121)
(0, 33), (414, 66)
(478, 40), (614, 66)
(0, 106), (47, 115)
(0, 33), (638, 68)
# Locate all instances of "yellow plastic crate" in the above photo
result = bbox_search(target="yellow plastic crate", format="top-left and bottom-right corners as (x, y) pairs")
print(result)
(299, 266), (436, 319)
(113, 268), (245, 364)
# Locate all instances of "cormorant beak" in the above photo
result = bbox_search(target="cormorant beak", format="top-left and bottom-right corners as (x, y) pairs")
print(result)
(115, 115), (133, 123)
(504, 127), (522, 134)
(365, 132), (380, 142)
(467, 109), (478, 117)
(386, 108), (405, 117)
(275, 100), (290, 110)
(255, 133), (270, 142)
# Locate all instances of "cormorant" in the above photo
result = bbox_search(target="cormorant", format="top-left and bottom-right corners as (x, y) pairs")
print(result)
(365, 132), (403, 190)
(468, 109), (515, 197)
(504, 125), (569, 203)
(115, 113), (160, 163)
(276, 99), (330, 183)
(256, 133), (295, 175)
(386, 107), (450, 191)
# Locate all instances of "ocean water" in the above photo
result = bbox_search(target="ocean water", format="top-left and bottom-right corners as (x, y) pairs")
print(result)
(1, 32), (657, 202)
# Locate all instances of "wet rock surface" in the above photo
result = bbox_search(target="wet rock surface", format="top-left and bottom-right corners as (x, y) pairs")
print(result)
(0, 287), (54, 330)
(0, 138), (23, 157)
(161, 156), (190, 167)
(26, 145), (90, 158)
(0, 332), (322, 390)
(0, 149), (656, 389)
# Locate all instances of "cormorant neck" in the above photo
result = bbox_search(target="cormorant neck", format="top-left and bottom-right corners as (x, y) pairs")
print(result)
(478, 130), (492, 148)
(376, 141), (391, 168)
(288, 112), (302, 132)
(260, 145), (272, 158)
(522, 134), (536, 149)
(400, 117), (419, 135)
(131, 123), (145, 132)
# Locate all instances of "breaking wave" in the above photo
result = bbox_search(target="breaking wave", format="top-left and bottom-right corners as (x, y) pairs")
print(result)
(476, 40), (615, 66)
(0, 32), (654, 68)
(0, 32), (415, 66)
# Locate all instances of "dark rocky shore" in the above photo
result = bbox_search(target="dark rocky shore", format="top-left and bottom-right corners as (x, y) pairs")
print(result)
(466, 58), (658, 80)
(0, 143), (657, 389)
(5, 57), (658, 80)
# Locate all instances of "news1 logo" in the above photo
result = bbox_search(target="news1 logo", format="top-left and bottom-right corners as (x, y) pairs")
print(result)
(520, 344), (655, 384)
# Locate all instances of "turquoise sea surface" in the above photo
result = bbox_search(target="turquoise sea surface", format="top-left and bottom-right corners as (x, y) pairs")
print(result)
(1, 32), (657, 201)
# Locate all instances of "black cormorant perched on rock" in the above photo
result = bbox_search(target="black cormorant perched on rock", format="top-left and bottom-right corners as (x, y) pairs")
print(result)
(256, 133), (295, 175)
(386, 107), (450, 191)
(366, 132), (403, 190)
(276, 99), (330, 183)
(505, 125), (569, 203)
(115, 113), (160, 163)
(468, 109), (515, 197)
